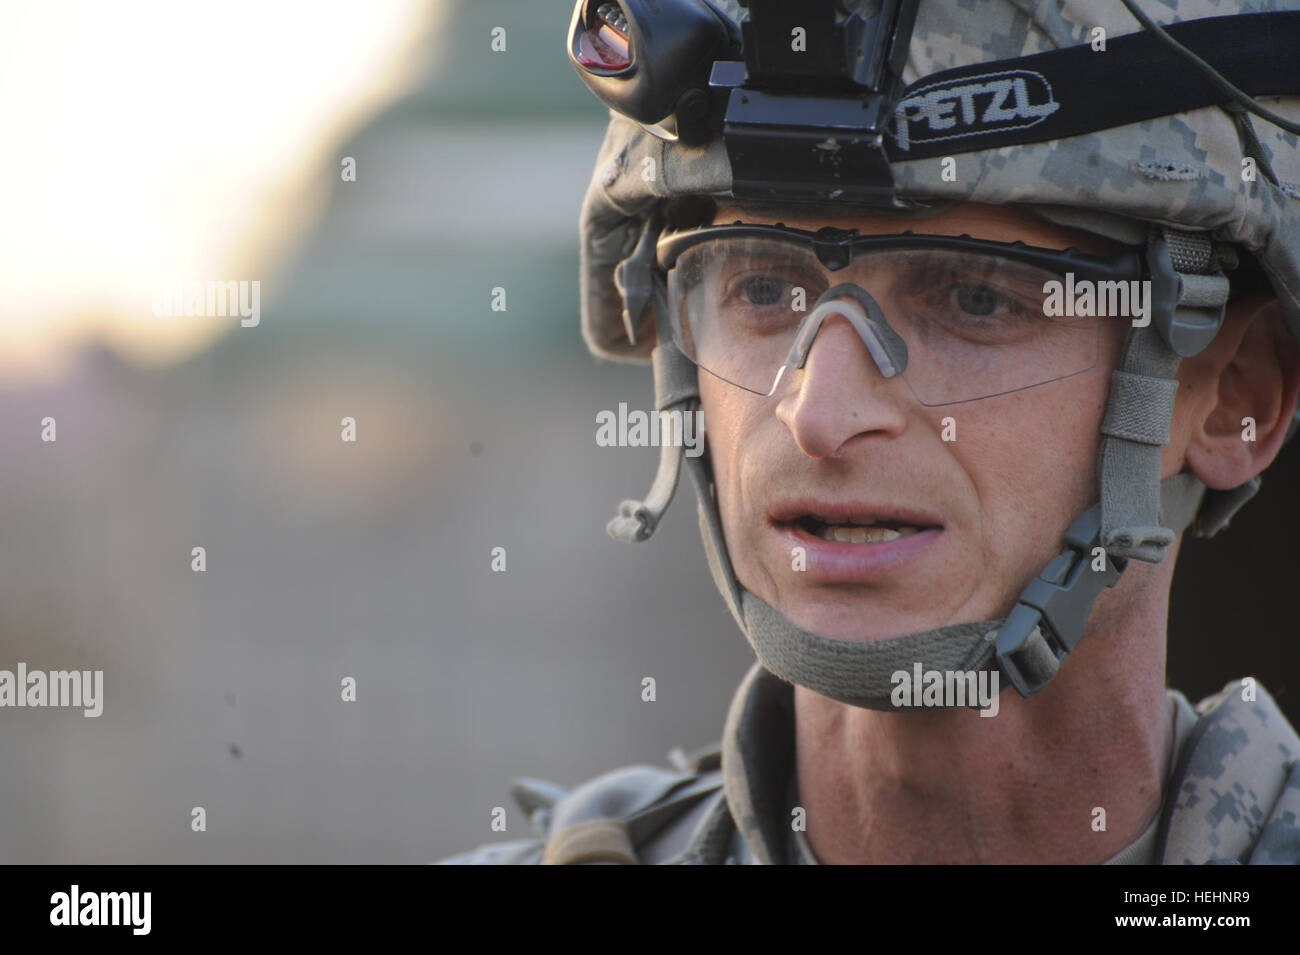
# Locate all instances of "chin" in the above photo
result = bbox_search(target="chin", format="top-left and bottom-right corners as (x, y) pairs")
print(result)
(770, 587), (960, 643)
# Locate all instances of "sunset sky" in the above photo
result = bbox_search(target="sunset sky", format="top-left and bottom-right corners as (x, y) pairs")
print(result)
(0, 0), (438, 380)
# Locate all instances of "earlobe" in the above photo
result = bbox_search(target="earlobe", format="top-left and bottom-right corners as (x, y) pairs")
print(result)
(1183, 300), (1300, 491)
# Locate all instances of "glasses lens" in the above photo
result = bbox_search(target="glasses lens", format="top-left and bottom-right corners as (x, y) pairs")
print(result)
(666, 234), (1100, 405)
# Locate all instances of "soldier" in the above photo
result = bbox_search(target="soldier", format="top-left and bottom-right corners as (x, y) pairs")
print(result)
(442, 0), (1300, 864)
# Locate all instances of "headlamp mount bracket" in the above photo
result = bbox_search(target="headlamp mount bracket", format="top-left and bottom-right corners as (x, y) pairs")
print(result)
(718, 0), (921, 205)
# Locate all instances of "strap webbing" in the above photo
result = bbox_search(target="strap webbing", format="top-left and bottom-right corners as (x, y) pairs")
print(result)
(1097, 326), (1182, 561)
(1098, 229), (1228, 562)
(742, 593), (999, 710)
(700, 474), (1206, 709)
(540, 818), (638, 865)
(688, 451), (745, 633)
(1197, 476), (1262, 537)
(886, 11), (1300, 160)
(606, 277), (700, 543)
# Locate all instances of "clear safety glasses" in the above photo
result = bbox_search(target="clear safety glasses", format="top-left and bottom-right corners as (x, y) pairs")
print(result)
(658, 224), (1145, 406)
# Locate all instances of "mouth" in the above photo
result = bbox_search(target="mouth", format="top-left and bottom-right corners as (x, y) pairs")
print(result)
(796, 514), (929, 544)
(767, 501), (944, 582)
(770, 501), (944, 543)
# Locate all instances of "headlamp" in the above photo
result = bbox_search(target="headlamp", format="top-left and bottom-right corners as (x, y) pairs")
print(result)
(574, 3), (631, 72)
(567, 0), (741, 145)
(568, 0), (919, 200)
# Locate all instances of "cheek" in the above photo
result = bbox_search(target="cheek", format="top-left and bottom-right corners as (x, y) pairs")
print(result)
(698, 375), (764, 537)
(953, 350), (1113, 569)
(698, 324), (1119, 612)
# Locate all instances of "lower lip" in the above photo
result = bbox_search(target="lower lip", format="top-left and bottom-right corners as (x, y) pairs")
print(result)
(774, 521), (942, 582)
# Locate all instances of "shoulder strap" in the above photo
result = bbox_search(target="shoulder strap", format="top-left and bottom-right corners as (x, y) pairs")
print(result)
(537, 746), (731, 865)
(541, 819), (639, 865)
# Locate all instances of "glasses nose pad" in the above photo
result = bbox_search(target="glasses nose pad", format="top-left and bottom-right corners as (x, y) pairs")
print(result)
(784, 283), (910, 380)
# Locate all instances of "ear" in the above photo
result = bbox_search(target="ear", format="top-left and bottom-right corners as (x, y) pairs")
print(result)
(1181, 298), (1300, 491)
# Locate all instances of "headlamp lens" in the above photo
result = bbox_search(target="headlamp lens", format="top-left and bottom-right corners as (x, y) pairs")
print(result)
(576, 2), (632, 71)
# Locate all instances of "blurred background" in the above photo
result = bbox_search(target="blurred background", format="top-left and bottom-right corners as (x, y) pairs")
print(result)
(0, 0), (1294, 863)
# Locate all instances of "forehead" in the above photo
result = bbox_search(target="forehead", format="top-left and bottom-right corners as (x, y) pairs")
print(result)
(711, 201), (1123, 256)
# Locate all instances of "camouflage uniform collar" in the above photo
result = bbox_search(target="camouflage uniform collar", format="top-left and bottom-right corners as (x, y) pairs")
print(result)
(1157, 679), (1300, 864)
(783, 690), (1196, 865)
(720, 662), (1227, 865)
(721, 663), (797, 865)
(784, 760), (1177, 865)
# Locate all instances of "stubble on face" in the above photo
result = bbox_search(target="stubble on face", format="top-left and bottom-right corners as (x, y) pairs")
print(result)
(698, 202), (1126, 641)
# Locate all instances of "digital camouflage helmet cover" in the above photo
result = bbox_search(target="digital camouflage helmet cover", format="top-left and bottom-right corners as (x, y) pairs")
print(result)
(567, 0), (1300, 710)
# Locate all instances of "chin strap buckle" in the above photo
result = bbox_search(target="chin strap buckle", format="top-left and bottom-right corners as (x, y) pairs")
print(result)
(1146, 229), (1229, 359)
(995, 505), (1127, 698)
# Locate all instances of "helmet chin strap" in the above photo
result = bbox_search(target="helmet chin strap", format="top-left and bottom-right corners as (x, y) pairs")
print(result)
(609, 223), (1257, 711)
(690, 453), (1206, 711)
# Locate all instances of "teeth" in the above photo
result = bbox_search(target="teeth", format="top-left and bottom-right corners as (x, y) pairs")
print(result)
(814, 524), (922, 543)
(814, 514), (878, 526)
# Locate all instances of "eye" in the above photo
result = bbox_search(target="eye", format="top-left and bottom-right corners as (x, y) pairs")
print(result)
(737, 274), (787, 307)
(953, 283), (1012, 317)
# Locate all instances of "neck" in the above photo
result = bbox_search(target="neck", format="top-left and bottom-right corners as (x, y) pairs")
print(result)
(793, 562), (1177, 864)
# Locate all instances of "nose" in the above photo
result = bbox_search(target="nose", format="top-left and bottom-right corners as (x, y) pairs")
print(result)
(775, 299), (910, 459)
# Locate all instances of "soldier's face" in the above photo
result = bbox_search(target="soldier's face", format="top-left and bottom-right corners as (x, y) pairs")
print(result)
(698, 202), (1128, 642)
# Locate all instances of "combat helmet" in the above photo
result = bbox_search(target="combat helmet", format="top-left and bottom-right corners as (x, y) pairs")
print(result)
(567, 0), (1300, 709)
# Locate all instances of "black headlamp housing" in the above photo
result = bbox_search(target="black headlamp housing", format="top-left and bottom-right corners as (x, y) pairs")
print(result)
(568, 0), (920, 202)
(567, 0), (742, 145)
(737, 0), (916, 92)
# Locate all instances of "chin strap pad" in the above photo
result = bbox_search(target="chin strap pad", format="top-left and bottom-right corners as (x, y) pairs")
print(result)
(701, 472), (1206, 710)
